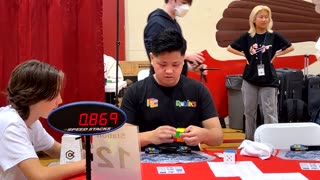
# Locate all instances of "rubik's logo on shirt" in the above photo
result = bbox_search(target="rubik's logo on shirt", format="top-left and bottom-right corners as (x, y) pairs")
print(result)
(147, 98), (158, 108)
(176, 100), (197, 107)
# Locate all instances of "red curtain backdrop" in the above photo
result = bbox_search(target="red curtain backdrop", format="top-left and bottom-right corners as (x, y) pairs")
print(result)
(103, 0), (125, 60)
(0, 0), (105, 141)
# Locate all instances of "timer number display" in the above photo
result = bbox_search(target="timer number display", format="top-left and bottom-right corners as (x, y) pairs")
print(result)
(47, 101), (127, 135)
(79, 112), (118, 126)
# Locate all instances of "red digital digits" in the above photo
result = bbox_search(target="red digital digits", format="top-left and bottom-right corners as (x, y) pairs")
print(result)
(78, 112), (118, 126)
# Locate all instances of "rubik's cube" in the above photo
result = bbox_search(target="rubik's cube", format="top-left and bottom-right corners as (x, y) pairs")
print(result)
(223, 150), (236, 164)
(174, 128), (185, 142)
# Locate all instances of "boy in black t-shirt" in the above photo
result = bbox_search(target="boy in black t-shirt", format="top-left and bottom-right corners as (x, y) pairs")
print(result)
(121, 28), (223, 151)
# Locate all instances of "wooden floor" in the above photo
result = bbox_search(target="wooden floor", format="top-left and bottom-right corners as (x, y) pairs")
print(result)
(202, 127), (245, 150)
(39, 127), (245, 165)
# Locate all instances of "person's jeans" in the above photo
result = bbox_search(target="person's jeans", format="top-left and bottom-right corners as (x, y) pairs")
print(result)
(242, 80), (278, 140)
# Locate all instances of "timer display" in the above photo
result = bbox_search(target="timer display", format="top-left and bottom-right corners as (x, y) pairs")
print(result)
(78, 112), (118, 126)
(47, 101), (127, 135)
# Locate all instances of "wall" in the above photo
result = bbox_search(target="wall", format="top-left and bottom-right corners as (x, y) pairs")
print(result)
(125, 0), (320, 74)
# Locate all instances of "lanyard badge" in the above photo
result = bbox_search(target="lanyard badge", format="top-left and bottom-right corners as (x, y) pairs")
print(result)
(257, 64), (265, 76)
(255, 34), (268, 77)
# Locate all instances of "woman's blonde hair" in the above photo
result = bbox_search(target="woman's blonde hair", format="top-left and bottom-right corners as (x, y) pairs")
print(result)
(248, 5), (273, 37)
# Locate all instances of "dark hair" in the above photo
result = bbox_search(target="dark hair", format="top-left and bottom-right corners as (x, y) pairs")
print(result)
(6, 60), (64, 120)
(165, 0), (193, 5)
(151, 28), (187, 57)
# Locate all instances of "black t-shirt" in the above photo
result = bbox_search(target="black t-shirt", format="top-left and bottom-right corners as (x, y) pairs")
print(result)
(143, 8), (188, 76)
(120, 75), (218, 150)
(230, 32), (292, 87)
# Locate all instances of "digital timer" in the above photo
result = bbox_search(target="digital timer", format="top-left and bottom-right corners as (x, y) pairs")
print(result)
(78, 112), (118, 126)
(47, 101), (127, 135)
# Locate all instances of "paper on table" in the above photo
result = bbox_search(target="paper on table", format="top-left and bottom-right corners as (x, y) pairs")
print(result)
(207, 161), (263, 177)
(241, 173), (308, 180)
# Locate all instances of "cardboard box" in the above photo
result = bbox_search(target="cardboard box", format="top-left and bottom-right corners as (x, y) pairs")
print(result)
(119, 61), (150, 77)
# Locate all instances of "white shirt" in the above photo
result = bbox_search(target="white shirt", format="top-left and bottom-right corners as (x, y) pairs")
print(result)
(0, 106), (54, 180)
(104, 54), (124, 82)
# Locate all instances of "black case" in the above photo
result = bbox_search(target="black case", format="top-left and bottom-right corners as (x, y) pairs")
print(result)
(304, 75), (320, 120)
(276, 68), (304, 122)
(303, 54), (320, 121)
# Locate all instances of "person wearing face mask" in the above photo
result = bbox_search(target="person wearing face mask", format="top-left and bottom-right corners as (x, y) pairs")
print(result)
(144, 0), (205, 76)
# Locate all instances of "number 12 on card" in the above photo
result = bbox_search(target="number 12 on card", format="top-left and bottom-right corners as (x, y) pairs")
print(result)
(91, 126), (141, 180)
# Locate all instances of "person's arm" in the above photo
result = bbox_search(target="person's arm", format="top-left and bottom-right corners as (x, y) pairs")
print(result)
(17, 139), (85, 180)
(185, 52), (209, 74)
(180, 117), (223, 147)
(185, 52), (205, 66)
(43, 141), (61, 159)
(18, 158), (85, 180)
(227, 45), (245, 57)
(125, 123), (176, 147)
(200, 117), (224, 146)
(278, 45), (294, 56)
(180, 81), (223, 147)
(271, 45), (294, 63)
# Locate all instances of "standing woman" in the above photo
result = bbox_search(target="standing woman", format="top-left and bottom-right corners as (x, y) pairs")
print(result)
(227, 5), (294, 140)
(0, 60), (85, 180)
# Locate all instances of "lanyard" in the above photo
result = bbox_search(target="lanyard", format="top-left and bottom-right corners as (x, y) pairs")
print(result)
(255, 33), (267, 64)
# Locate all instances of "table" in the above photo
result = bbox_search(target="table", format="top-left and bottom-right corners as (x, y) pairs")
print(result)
(105, 81), (127, 93)
(105, 81), (127, 104)
(67, 150), (319, 180)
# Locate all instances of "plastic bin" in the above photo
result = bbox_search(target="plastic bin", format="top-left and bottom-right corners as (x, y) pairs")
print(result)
(226, 75), (244, 130)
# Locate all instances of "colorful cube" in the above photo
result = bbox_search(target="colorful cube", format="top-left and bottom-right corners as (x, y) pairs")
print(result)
(174, 128), (185, 142)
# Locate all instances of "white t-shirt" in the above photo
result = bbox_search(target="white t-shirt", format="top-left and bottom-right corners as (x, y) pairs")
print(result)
(0, 106), (55, 180)
(104, 54), (124, 82)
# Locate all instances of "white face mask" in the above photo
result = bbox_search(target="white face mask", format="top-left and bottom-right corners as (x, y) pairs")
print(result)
(174, 4), (190, 17)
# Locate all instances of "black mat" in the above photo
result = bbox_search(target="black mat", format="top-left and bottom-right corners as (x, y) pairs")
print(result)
(141, 151), (214, 164)
(277, 150), (320, 161)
